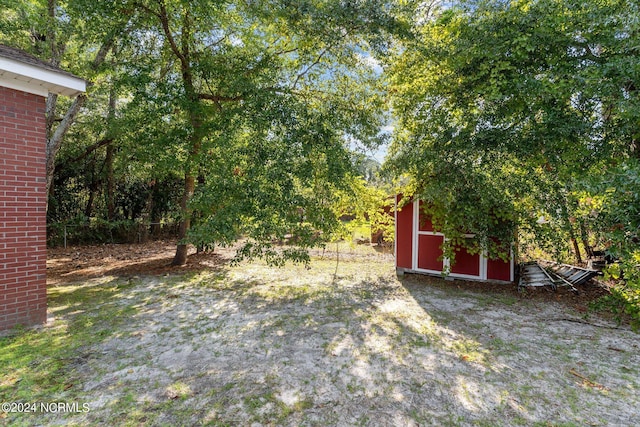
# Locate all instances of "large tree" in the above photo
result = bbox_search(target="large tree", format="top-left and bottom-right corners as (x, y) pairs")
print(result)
(3, 1), (409, 264)
(120, 0), (404, 265)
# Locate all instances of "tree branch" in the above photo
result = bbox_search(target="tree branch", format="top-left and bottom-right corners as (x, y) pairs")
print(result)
(156, 0), (189, 69)
(68, 137), (115, 165)
(572, 41), (605, 63)
(290, 23), (359, 91)
(292, 45), (332, 90)
(46, 94), (87, 194)
(197, 93), (243, 102)
(45, 18), (127, 199)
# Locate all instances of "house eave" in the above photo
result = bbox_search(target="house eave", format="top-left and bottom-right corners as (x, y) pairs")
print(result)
(0, 56), (86, 97)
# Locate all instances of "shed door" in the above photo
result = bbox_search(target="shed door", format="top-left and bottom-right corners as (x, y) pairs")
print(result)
(413, 201), (482, 279)
(415, 201), (444, 273)
(449, 242), (481, 277)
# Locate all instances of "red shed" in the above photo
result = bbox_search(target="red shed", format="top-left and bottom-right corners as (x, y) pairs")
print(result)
(395, 196), (514, 283)
(0, 45), (85, 330)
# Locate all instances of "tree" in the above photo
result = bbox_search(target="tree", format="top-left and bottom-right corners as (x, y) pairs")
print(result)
(121, 0), (403, 265)
(3, 1), (409, 264)
(385, 0), (640, 262)
(575, 159), (640, 328)
(0, 0), (133, 203)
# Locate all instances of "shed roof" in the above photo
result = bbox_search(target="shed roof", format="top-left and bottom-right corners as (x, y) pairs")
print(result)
(0, 44), (86, 97)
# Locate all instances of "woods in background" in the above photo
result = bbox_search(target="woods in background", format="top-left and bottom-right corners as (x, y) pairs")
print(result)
(1, 1), (638, 322)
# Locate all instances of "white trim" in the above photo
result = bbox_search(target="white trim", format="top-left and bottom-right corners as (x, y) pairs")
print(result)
(411, 200), (419, 270)
(510, 248), (515, 282)
(448, 271), (483, 280)
(417, 230), (445, 237)
(413, 267), (444, 276)
(0, 57), (85, 97)
(480, 253), (488, 280)
(406, 267), (513, 284)
(0, 77), (48, 97)
(394, 196), (398, 261)
(402, 197), (514, 283)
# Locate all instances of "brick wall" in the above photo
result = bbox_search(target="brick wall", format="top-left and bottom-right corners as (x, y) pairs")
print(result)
(0, 86), (47, 330)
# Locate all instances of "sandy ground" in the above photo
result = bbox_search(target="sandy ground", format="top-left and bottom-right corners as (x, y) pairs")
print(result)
(25, 242), (640, 425)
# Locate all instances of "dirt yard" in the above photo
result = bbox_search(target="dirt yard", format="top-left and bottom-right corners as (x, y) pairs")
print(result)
(3, 241), (639, 426)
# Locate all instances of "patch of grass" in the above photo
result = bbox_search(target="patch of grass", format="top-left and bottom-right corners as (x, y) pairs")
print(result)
(488, 336), (522, 355)
(356, 413), (371, 426)
(532, 422), (582, 427)
(247, 278), (340, 306)
(410, 336), (432, 348)
(105, 391), (205, 426)
(346, 381), (363, 394)
(590, 288), (640, 331)
(244, 392), (274, 411)
(0, 277), (142, 425)
(166, 381), (192, 400)
(473, 292), (519, 307)
(275, 395), (313, 421)
(450, 339), (489, 365)
(242, 390), (313, 425)
(350, 221), (372, 242)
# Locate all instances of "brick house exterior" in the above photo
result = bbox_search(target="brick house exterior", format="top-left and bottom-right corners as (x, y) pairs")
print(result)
(0, 45), (85, 330)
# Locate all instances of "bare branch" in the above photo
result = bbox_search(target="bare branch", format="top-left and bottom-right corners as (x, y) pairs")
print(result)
(68, 137), (115, 165)
(292, 45), (332, 90)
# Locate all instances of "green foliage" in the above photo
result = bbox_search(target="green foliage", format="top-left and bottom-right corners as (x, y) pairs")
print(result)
(0, 1), (410, 263)
(386, 0), (640, 264)
(333, 175), (395, 244)
(111, 0), (404, 264)
(46, 218), (178, 247)
(578, 159), (640, 328)
(386, 0), (640, 322)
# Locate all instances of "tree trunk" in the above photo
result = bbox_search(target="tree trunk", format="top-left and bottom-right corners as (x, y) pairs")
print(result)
(105, 84), (117, 220)
(579, 221), (593, 259)
(46, 95), (86, 204)
(105, 143), (115, 220)
(172, 173), (195, 265)
(559, 191), (582, 264)
(85, 189), (95, 218)
(160, 5), (204, 266)
(139, 180), (154, 244)
(150, 180), (161, 237)
(85, 160), (98, 218)
(571, 236), (582, 265)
